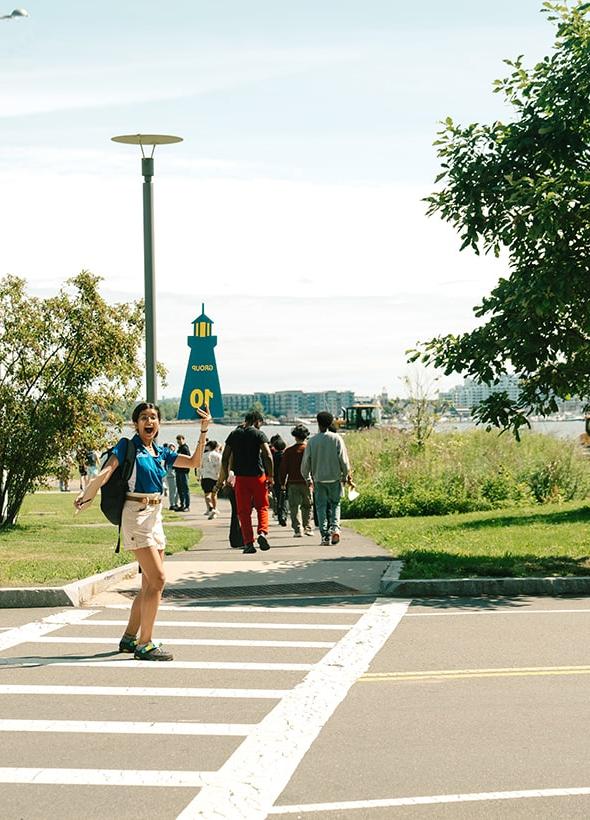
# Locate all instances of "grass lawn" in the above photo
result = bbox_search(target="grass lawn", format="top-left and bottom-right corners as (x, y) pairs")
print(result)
(0, 492), (202, 587)
(346, 500), (590, 579)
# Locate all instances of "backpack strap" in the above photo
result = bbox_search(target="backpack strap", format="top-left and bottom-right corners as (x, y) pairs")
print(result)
(115, 438), (137, 554)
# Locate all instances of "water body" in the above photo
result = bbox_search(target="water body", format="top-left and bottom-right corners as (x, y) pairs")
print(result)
(120, 418), (584, 447)
(437, 418), (583, 440)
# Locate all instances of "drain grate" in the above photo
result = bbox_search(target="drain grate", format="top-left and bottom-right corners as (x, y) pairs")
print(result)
(116, 581), (359, 601)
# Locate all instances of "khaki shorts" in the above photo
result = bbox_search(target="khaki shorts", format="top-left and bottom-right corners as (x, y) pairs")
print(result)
(121, 499), (166, 551)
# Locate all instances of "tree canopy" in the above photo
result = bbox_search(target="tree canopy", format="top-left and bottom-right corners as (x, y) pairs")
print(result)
(412, 1), (590, 436)
(0, 272), (143, 526)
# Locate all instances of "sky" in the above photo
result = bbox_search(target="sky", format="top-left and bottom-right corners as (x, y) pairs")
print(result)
(0, 0), (556, 399)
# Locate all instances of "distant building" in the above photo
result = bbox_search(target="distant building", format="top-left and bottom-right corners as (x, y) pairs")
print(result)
(222, 390), (355, 418)
(438, 375), (521, 409)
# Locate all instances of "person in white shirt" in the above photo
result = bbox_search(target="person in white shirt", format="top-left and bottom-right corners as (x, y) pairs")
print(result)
(199, 440), (222, 518)
(301, 411), (352, 546)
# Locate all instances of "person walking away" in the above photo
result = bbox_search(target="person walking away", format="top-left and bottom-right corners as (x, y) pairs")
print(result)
(280, 424), (313, 537)
(164, 443), (180, 510)
(200, 440), (222, 518)
(77, 453), (88, 491)
(301, 411), (352, 546)
(57, 455), (74, 492)
(74, 403), (211, 661)
(175, 434), (191, 511)
(270, 435), (288, 526)
(85, 449), (100, 480)
(217, 410), (273, 554)
(226, 469), (244, 549)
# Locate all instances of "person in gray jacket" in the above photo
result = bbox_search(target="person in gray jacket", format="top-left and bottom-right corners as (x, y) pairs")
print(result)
(301, 411), (352, 546)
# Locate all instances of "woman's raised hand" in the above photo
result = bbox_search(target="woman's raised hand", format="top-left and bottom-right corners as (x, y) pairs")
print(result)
(197, 406), (212, 431)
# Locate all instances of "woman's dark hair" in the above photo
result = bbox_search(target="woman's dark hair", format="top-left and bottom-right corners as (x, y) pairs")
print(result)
(291, 424), (310, 441)
(132, 402), (161, 423)
(206, 440), (218, 450)
(272, 436), (286, 451)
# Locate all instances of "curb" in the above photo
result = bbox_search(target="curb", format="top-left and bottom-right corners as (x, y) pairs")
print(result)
(380, 570), (590, 598)
(0, 562), (138, 609)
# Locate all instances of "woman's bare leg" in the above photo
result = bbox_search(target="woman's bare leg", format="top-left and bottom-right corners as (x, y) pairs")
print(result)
(133, 547), (166, 645)
(124, 571), (148, 637)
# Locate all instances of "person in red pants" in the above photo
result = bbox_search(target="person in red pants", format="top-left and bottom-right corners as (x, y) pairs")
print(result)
(217, 411), (273, 554)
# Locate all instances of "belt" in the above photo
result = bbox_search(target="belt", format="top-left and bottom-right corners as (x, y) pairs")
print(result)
(126, 493), (162, 506)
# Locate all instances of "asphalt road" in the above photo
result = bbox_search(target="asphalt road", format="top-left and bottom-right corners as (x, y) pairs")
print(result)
(2, 595), (590, 818)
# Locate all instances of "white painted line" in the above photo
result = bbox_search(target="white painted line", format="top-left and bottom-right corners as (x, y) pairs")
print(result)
(269, 786), (590, 813)
(0, 684), (286, 699)
(0, 609), (98, 653)
(176, 598), (411, 820)
(83, 619), (350, 631)
(0, 767), (215, 787)
(0, 659), (313, 672)
(0, 718), (253, 736)
(104, 604), (369, 615)
(406, 608), (590, 618)
(36, 636), (335, 648)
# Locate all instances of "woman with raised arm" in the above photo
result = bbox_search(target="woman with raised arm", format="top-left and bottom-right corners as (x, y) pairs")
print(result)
(74, 402), (211, 661)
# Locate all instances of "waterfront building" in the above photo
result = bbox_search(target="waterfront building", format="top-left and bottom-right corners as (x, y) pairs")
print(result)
(439, 374), (521, 409)
(222, 389), (354, 418)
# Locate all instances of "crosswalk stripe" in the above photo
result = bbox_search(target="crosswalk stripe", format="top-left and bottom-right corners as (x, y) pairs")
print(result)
(0, 610), (97, 652)
(0, 684), (287, 698)
(104, 604), (369, 615)
(82, 619), (350, 631)
(36, 636), (335, 648)
(177, 599), (411, 819)
(268, 786), (590, 813)
(0, 719), (253, 735)
(0, 659), (313, 671)
(0, 768), (215, 787)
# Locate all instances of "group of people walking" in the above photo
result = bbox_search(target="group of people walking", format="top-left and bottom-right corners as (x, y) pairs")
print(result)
(73, 404), (352, 662)
(216, 409), (353, 552)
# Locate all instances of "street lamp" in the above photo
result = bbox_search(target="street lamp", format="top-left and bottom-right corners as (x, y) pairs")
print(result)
(111, 133), (183, 403)
(1, 8), (29, 18)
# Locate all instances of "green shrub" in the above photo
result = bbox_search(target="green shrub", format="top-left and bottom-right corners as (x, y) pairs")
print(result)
(343, 427), (590, 519)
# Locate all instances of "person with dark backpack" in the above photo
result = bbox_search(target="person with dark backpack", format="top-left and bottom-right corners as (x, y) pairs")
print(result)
(75, 402), (211, 661)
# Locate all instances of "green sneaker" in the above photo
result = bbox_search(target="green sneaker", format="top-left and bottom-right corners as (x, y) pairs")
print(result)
(134, 642), (174, 662)
(118, 634), (138, 653)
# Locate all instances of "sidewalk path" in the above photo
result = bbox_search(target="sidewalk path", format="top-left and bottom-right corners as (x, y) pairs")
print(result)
(91, 498), (398, 606)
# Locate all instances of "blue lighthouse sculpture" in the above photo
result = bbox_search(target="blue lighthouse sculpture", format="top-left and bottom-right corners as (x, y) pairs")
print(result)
(177, 304), (224, 420)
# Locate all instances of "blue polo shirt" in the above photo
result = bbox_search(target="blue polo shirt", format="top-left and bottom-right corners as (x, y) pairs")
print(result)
(112, 435), (179, 494)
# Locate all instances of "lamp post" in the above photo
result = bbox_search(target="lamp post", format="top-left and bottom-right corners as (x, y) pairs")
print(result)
(111, 134), (183, 403)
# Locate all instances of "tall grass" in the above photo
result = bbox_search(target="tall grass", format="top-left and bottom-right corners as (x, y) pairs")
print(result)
(342, 428), (590, 518)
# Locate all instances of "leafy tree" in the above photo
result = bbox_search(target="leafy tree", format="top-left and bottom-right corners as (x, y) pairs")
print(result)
(0, 272), (143, 526)
(412, 1), (590, 436)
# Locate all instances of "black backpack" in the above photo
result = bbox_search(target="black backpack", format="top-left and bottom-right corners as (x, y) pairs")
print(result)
(100, 438), (136, 552)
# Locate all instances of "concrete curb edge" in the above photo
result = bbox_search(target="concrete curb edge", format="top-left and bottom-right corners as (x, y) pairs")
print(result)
(380, 567), (590, 598)
(0, 562), (138, 608)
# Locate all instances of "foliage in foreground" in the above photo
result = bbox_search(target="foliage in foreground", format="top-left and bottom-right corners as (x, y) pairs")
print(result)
(341, 427), (590, 518)
(0, 493), (201, 586)
(348, 500), (590, 578)
(414, 2), (590, 435)
(0, 272), (143, 527)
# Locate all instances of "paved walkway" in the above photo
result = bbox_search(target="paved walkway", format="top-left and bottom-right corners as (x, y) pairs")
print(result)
(91, 498), (395, 607)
